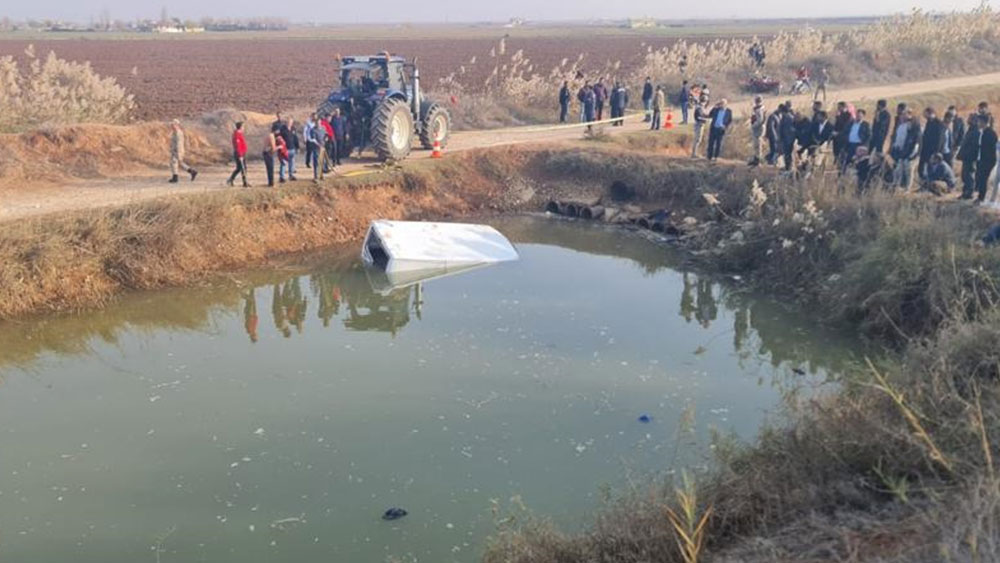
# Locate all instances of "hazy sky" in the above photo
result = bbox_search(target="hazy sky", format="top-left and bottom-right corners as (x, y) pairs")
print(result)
(3, 0), (988, 23)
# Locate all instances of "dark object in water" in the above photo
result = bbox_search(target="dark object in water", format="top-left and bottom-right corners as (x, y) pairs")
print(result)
(983, 224), (1000, 246)
(638, 414), (652, 423)
(792, 367), (806, 376)
(382, 507), (408, 521)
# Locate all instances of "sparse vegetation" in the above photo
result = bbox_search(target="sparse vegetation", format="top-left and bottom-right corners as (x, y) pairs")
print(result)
(0, 45), (134, 133)
(481, 147), (1000, 562)
(434, 5), (1000, 128)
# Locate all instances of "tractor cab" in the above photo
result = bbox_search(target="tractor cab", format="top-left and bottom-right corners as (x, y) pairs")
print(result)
(339, 55), (408, 97)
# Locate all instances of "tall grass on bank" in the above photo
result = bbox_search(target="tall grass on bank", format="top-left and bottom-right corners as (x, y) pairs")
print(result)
(482, 168), (1000, 562)
(435, 4), (1000, 128)
(0, 44), (134, 133)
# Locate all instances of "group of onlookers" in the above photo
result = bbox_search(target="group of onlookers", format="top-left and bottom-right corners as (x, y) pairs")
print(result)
(559, 79), (630, 129)
(170, 110), (351, 188)
(749, 97), (1000, 203)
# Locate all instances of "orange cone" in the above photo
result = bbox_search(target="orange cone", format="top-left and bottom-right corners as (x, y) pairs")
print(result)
(431, 140), (444, 158)
(664, 108), (675, 130)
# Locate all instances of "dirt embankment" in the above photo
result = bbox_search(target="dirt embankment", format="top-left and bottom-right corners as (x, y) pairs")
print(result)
(0, 131), (763, 320)
(0, 109), (277, 189)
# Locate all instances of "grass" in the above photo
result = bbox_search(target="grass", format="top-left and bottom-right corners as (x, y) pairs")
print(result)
(481, 148), (1000, 562)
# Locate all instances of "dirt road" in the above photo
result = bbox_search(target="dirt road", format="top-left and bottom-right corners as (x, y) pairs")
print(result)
(3, 71), (1000, 223)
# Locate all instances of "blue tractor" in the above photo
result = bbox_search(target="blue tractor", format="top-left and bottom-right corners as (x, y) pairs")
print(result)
(319, 54), (452, 161)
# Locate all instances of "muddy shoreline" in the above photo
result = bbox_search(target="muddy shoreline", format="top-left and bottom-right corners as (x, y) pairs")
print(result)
(0, 143), (758, 321)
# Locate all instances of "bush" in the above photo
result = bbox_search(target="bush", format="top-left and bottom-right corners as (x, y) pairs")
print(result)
(0, 46), (135, 133)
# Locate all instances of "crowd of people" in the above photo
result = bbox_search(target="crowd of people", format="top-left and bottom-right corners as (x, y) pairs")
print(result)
(746, 97), (1000, 204)
(559, 78), (630, 130)
(166, 63), (998, 206)
(553, 71), (1000, 205)
(169, 109), (351, 188)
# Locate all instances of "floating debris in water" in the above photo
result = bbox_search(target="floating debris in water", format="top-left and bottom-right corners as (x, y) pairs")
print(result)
(270, 514), (306, 531)
(638, 414), (652, 424)
(253, 428), (265, 436)
(382, 507), (408, 521)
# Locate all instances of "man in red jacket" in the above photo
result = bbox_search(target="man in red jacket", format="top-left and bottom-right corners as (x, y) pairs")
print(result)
(227, 121), (250, 187)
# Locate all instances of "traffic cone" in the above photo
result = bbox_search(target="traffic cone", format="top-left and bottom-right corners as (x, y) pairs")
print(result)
(664, 108), (675, 130)
(431, 140), (444, 159)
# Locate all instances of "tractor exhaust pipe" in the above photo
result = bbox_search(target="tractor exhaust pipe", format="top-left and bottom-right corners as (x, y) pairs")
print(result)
(412, 64), (421, 119)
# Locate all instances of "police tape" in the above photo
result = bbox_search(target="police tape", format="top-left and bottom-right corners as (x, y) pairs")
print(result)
(487, 110), (649, 135)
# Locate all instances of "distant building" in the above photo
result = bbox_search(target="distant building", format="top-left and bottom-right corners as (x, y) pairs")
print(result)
(503, 18), (525, 28)
(626, 18), (658, 29)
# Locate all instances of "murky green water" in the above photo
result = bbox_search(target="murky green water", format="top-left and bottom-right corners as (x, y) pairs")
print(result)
(0, 216), (856, 563)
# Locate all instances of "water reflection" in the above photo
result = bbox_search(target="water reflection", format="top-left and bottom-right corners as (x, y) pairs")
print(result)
(0, 217), (857, 376)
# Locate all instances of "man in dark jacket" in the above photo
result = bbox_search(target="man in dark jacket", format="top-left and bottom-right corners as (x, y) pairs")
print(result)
(958, 115), (984, 200)
(331, 108), (348, 165)
(976, 118), (998, 203)
(841, 109), (871, 174)
(949, 104), (966, 150)
(279, 117), (299, 182)
(778, 108), (797, 171)
(890, 108), (921, 190)
(706, 99), (733, 161)
(891, 102), (908, 142)
(610, 82), (628, 126)
(918, 107), (945, 180)
(641, 77), (654, 122)
(765, 103), (783, 166)
(577, 81), (590, 122)
(869, 99), (891, 154)
(593, 79), (608, 121)
(679, 80), (690, 124)
(831, 102), (852, 167)
(942, 110), (957, 168)
(558, 81), (571, 123)
(805, 111), (834, 174)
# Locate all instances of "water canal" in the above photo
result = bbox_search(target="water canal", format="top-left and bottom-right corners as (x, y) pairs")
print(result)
(0, 216), (857, 562)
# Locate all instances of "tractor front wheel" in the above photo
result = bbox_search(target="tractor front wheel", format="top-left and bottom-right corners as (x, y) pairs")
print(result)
(371, 98), (414, 161)
(419, 102), (452, 149)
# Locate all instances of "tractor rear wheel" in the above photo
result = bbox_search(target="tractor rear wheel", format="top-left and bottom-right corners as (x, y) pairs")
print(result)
(371, 98), (414, 161)
(419, 103), (452, 149)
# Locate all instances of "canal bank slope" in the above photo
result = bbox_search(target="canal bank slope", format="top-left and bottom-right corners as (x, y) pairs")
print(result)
(5, 127), (1000, 562)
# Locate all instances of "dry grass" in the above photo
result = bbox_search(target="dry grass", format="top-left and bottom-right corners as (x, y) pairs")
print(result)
(0, 45), (134, 133)
(481, 152), (1000, 563)
(432, 6), (1000, 128)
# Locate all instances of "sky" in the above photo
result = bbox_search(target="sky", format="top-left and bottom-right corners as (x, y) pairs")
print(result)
(1, 0), (988, 23)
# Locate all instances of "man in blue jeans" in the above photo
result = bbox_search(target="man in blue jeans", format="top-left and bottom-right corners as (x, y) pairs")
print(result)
(706, 99), (733, 161)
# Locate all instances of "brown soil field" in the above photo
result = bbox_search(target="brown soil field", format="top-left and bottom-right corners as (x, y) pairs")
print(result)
(0, 37), (673, 120)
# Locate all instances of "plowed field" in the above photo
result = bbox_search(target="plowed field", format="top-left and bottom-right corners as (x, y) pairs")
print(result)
(0, 37), (671, 120)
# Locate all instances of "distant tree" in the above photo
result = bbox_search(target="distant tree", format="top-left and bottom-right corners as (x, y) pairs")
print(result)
(159, 6), (168, 26)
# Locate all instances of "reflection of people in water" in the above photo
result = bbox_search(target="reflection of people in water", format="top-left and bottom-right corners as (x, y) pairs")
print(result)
(271, 284), (292, 338)
(243, 289), (259, 343)
(679, 272), (696, 323)
(733, 306), (749, 353)
(695, 278), (718, 329)
(316, 280), (342, 328)
(282, 278), (308, 334)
